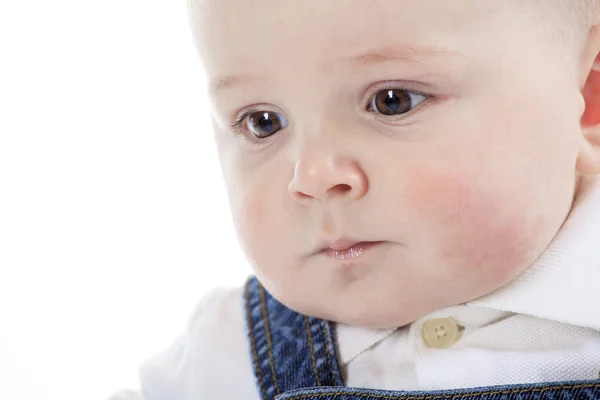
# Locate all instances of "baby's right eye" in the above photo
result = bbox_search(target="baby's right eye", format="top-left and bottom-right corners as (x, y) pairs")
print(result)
(240, 111), (289, 139)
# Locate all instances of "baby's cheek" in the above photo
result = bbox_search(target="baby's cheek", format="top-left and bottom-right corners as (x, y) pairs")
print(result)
(413, 174), (547, 286)
(230, 187), (270, 260)
(231, 184), (289, 277)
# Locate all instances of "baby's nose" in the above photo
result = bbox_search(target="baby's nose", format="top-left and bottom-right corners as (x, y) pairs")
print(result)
(287, 155), (368, 204)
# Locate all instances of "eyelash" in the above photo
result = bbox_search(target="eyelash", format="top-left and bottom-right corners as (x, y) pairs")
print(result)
(365, 86), (431, 117)
(230, 86), (433, 143)
(231, 108), (260, 130)
(230, 108), (271, 146)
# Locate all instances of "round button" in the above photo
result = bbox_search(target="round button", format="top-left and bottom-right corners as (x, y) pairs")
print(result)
(422, 317), (463, 349)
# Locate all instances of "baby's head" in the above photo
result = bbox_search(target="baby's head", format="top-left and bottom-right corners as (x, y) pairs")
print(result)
(188, 0), (600, 328)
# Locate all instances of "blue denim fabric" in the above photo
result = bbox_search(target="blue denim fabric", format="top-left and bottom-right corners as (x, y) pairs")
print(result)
(244, 276), (600, 400)
(276, 382), (600, 400)
(245, 276), (344, 399)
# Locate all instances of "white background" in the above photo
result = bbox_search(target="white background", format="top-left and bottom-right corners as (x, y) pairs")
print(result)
(0, 1), (251, 399)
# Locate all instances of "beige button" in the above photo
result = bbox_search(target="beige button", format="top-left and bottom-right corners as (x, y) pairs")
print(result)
(422, 317), (463, 349)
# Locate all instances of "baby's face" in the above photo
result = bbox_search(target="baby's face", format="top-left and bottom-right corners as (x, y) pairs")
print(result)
(193, 0), (586, 327)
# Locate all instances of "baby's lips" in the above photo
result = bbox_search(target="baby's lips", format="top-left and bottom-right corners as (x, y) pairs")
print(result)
(327, 238), (361, 251)
(312, 237), (364, 254)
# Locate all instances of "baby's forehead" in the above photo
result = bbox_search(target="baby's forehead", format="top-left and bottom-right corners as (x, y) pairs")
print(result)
(195, 1), (538, 68)
(190, 0), (565, 99)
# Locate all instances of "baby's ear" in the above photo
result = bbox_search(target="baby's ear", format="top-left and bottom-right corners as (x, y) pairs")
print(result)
(578, 26), (600, 175)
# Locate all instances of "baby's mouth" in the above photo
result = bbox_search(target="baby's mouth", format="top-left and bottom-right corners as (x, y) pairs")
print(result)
(318, 240), (385, 261)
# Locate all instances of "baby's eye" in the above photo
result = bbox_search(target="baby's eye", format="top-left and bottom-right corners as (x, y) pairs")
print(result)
(367, 89), (427, 116)
(245, 111), (288, 139)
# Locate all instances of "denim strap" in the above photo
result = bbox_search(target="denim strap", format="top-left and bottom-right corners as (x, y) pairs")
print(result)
(244, 276), (345, 400)
(276, 380), (600, 400)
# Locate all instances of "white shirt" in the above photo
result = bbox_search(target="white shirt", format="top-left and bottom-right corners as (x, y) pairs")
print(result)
(109, 175), (600, 400)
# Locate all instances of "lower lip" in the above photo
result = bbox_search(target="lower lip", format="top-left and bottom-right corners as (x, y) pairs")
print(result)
(322, 241), (384, 261)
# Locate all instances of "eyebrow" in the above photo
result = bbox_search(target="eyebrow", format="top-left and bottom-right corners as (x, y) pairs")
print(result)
(209, 73), (265, 96)
(209, 44), (462, 95)
(338, 43), (463, 67)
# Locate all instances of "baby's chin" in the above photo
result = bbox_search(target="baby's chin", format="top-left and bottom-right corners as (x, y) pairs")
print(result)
(274, 271), (523, 329)
(302, 302), (433, 329)
(277, 289), (451, 329)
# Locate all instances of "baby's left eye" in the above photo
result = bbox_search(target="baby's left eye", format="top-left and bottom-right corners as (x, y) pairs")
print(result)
(367, 89), (427, 116)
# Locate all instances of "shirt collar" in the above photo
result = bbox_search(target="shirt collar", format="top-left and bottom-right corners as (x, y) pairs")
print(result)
(336, 323), (397, 365)
(336, 174), (600, 364)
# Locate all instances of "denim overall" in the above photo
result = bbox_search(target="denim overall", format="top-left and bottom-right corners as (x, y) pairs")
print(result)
(244, 276), (600, 400)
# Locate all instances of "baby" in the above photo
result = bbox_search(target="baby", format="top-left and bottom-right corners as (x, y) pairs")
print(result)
(110, 0), (600, 399)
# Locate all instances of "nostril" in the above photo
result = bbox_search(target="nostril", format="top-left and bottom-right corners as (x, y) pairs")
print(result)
(295, 191), (312, 200)
(329, 184), (352, 195)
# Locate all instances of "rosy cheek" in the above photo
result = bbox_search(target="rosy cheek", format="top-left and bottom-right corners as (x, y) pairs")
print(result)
(412, 173), (543, 284)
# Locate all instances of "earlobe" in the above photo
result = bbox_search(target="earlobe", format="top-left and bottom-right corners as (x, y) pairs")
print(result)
(577, 27), (600, 175)
(581, 56), (600, 126)
(578, 71), (600, 174)
(578, 74), (600, 174)
(575, 131), (600, 175)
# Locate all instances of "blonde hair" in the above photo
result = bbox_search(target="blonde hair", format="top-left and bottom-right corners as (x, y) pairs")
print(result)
(517, 0), (599, 62)
(546, 0), (599, 43)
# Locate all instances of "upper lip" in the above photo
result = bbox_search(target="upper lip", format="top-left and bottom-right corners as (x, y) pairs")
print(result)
(319, 238), (363, 252)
